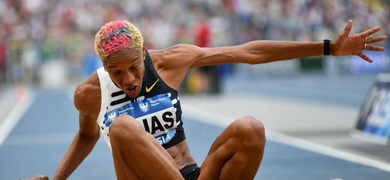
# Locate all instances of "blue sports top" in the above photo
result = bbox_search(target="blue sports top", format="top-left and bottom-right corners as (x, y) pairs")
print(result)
(96, 51), (186, 150)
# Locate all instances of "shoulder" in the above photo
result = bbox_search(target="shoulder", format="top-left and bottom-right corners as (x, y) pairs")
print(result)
(146, 45), (204, 89)
(148, 44), (206, 70)
(149, 43), (243, 69)
(74, 72), (101, 119)
(149, 44), (203, 66)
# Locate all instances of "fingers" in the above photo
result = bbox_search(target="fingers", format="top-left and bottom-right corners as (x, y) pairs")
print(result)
(366, 35), (388, 44)
(360, 26), (382, 38)
(16, 175), (49, 180)
(361, 28), (386, 55)
(339, 20), (386, 63)
(340, 20), (353, 38)
(360, 35), (386, 63)
(364, 35), (386, 51)
(358, 52), (373, 63)
(365, 44), (385, 51)
(37, 175), (49, 180)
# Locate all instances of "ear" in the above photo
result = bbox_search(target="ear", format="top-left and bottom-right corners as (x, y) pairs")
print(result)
(102, 61), (108, 71)
(142, 46), (146, 60)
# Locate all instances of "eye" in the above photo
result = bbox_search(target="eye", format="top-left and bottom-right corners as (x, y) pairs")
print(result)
(130, 65), (139, 71)
(113, 71), (121, 75)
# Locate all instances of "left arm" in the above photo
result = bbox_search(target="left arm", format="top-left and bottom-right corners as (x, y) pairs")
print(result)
(151, 20), (387, 89)
(189, 20), (386, 66)
(161, 20), (386, 69)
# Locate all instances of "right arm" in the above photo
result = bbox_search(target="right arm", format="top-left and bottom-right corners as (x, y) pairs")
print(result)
(53, 74), (101, 180)
(52, 113), (100, 179)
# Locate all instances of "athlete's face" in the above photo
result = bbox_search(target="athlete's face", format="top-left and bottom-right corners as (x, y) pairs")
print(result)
(104, 47), (146, 98)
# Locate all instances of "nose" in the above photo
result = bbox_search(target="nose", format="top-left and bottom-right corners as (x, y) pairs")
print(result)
(123, 71), (135, 85)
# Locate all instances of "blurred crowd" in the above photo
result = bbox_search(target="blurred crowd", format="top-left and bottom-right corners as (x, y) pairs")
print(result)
(0, 0), (389, 88)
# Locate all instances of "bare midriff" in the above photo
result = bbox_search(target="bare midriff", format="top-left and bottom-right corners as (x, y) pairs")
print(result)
(166, 140), (197, 171)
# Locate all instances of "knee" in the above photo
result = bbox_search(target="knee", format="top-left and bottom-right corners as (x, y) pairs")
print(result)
(109, 114), (144, 143)
(234, 116), (266, 150)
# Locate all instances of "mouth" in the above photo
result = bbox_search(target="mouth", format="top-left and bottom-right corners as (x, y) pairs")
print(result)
(124, 85), (139, 97)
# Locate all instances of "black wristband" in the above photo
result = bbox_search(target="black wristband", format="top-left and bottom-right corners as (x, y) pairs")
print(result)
(323, 39), (331, 56)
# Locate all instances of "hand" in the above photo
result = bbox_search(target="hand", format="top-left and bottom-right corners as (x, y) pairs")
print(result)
(16, 175), (49, 180)
(332, 20), (387, 63)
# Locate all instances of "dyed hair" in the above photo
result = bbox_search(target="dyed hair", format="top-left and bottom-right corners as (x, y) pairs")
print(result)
(94, 20), (144, 61)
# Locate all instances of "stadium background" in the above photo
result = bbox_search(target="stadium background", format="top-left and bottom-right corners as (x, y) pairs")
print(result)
(0, 0), (390, 179)
(0, 0), (389, 90)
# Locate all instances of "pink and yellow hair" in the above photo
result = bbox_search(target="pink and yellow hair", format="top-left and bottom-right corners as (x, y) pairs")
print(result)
(94, 20), (144, 61)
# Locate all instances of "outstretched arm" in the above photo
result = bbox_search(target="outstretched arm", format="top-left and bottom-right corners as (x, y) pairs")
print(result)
(152, 20), (386, 90)
(161, 20), (386, 69)
(209, 20), (386, 65)
(234, 19), (386, 64)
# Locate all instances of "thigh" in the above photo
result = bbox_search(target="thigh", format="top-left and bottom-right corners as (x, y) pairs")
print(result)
(111, 142), (142, 179)
(109, 114), (183, 180)
(198, 116), (266, 179)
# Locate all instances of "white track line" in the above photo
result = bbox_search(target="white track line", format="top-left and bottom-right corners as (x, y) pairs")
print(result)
(4, 132), (107, 146)
(182, 102), (390, 172)
(0, 89), (34, 146)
